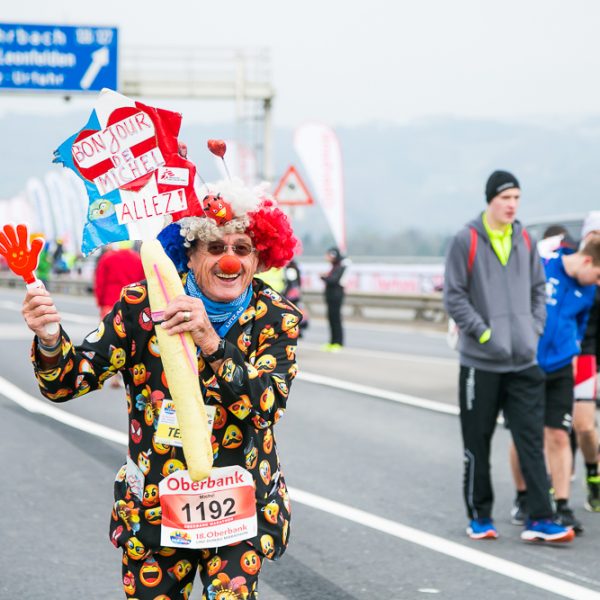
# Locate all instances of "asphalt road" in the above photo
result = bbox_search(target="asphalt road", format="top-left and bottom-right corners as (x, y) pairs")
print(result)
(1, 287), (599, 600)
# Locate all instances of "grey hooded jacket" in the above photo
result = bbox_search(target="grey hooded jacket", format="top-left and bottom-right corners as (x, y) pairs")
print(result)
(444, 214), (546, 373)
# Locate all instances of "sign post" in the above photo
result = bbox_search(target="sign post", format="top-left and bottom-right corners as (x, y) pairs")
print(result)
(0, 23), (118, 93)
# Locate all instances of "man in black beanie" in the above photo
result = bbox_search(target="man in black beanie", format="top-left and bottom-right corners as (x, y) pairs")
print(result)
(485, 170), (520, 204)
(443, 169), (575, 544)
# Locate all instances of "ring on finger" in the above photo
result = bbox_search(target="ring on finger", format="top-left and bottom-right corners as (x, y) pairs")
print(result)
(182, 310), (191, 322)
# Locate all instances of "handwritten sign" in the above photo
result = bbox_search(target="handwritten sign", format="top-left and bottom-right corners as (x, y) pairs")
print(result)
(53, 89), (203, 255)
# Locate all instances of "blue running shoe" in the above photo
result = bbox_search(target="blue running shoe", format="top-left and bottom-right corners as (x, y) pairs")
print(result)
(467, 518), (498, 540)
(520, 518), (575, 543)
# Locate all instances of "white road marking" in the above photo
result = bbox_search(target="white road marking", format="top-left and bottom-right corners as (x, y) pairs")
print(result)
(0, 376), (127, 445)
(0, 300), (98, 325)
(0, 325), (40, 340)
(0, 376), (596, 599)
(324, 317), (447, 338)
(299, 342), (456, 366)
(297, 371), (459, 415)
(290, 488), (599, 600)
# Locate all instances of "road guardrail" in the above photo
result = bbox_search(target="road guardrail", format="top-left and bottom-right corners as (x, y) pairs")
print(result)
(0, 273), (446, 324)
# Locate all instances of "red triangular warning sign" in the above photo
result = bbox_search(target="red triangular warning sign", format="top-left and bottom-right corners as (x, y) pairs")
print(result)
(273, 165), (314, 206)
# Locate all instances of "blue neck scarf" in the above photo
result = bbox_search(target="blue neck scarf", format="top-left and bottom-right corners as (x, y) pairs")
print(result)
(184, 270), (253, 337)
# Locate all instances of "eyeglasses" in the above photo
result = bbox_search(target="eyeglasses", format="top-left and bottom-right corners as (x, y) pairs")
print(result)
(204, 241), (256, 257)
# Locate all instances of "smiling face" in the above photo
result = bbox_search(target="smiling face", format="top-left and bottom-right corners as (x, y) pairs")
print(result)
(187, 232), (259, 302)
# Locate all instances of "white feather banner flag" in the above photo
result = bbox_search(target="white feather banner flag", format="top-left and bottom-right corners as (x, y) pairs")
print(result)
(294, 122), (346, 252)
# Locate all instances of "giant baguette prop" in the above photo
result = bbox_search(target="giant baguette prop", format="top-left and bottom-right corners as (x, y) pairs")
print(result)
(141, 239), (213, 481)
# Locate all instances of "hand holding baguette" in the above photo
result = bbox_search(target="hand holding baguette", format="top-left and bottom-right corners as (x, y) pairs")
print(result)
(141, 240), (213, 482)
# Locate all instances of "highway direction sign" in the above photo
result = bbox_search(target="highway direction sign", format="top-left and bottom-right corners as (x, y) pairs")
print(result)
(0, 23), (118, 93)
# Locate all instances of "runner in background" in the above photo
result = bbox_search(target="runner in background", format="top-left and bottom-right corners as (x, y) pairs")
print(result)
(573, 212), (600, 513)
(508, 230), (600, 534)
(510, 223), (574, 525)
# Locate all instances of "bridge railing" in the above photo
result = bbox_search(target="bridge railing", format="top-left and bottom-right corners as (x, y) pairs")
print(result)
(301, 290), (445, 323)
(0, 274), (446, 324)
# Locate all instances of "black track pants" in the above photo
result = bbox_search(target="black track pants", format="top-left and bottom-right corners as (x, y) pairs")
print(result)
(459, 364), (553, 520)
(325, 292), (344, 345)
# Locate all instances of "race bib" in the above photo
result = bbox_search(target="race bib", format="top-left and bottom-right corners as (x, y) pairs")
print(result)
(155, 400), (215, 447)
(159, 466), (257, 549)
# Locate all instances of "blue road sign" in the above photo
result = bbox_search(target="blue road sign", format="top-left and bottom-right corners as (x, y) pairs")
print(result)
(0, 23), (118, 93)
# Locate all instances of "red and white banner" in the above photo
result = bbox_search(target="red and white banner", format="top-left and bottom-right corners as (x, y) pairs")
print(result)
(294, 123), (346, 252)
(299, 262), (444, 295)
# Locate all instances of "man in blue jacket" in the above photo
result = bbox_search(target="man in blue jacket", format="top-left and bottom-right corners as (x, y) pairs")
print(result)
(509, 233), (600, 534)
(444, 170), (574, 543)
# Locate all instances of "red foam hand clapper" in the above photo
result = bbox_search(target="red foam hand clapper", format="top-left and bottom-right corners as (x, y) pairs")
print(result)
(0, 224), (43, 285)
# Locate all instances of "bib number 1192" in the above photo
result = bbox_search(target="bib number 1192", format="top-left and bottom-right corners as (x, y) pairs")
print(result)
(181, 497), (236, 522)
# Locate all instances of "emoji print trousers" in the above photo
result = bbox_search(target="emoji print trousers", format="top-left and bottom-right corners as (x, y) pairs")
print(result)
(122, 541), (262, 599)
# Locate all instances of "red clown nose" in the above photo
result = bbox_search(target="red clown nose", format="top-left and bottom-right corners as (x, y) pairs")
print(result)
(218, 255), (240, 274)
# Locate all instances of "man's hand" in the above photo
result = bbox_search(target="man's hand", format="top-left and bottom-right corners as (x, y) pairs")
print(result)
(22, 287), (61, 346)
(479, 328), (491, 344)
(161, 294), (221, 356)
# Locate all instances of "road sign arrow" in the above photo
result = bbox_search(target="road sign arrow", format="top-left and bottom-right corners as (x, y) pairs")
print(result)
(80, 46), (110, 90)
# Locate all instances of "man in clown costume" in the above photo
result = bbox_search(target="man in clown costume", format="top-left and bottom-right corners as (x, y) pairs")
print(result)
(21, 173), (302, 599)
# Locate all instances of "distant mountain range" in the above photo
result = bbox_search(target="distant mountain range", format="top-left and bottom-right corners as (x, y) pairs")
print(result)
(3, 110), (600, 255)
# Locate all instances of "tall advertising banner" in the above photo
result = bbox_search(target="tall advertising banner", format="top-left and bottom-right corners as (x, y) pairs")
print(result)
(294, 123), (346, 252)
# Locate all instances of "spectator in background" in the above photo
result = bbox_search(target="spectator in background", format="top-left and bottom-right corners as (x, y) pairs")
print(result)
(535, 224), (576, 259)
(254, 266), (286, 294)
(93, 242), (145, 388)
(283, 260), (302, 304)
(284, 259), (309, 336)
(572, 211), (600, 514)
(320, 246), (346, 352)
(52, 239), (69, 275)
(444, 169), (573, 543)
(35, 241), (53, 289)
(94, 242), (145, 318)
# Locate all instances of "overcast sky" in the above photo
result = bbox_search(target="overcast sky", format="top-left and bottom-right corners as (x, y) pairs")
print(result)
(1, 0), (600, 128)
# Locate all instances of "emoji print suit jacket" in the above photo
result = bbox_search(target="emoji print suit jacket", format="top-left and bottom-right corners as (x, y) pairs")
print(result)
(31, 277), (302, 561)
